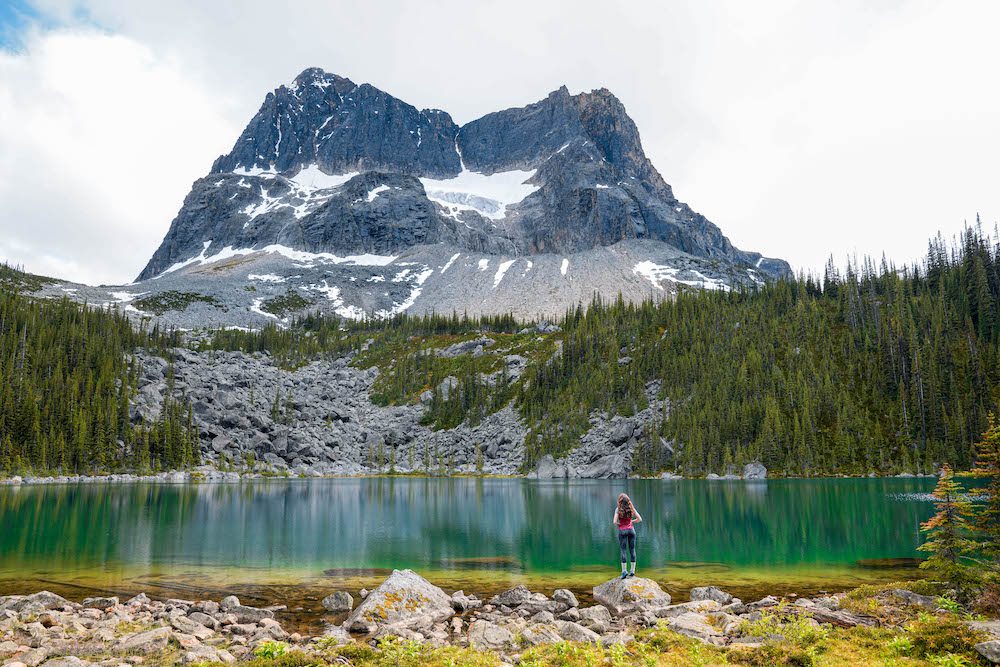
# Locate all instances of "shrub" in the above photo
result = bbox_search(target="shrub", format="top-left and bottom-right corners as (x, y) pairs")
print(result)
(727, 644), (815, 666)
(903, 614), (987, 661)
(975, 583), (1000, 615)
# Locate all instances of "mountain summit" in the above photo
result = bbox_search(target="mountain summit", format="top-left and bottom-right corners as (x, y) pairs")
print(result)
(132, 68), (787, 323)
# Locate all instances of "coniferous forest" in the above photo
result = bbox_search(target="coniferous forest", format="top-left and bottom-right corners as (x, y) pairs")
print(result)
(3, 225), (1000, 476)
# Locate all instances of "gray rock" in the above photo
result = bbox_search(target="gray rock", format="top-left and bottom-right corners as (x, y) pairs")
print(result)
(891, 589), (939, 610)
(81, 596), (118, 611)
(742, 462), (767, 479)
(191, 600), (220, 615)
(344, 569), (453, 631)
(113, 626), (172, 654)
(229, 605), (275, 624)
(531, 611), (555, 624)
(689, 586), (733, 605)
(125, 593), (151, 606)
(468, 620), (516, 651)
(489, 585), (532, 608)
(976, 640), (1000, 664)
(555, 620), (600, 643)
(321, 591), (354, 612)
(171, 615), (214, 640)
(576, 454), (628, 479)
(593, 576), (671, 615)
(181, 646), (219, 665)
(520, 623), (562, 646)
(667, 612), (724, 644)
(578, 605), (612, 624)
(553, 589), (578, 608)
(219, 596), (240, 611)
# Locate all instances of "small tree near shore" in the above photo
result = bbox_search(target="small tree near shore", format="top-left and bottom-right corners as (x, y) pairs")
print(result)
(972, 413), (1000, 571)
(918, 464), (981, 599)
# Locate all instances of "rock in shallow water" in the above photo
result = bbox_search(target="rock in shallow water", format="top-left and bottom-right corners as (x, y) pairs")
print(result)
(321, 591), (353, 612)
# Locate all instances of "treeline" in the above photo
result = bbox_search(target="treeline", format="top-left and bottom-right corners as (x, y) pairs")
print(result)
(191, 224), (1000, 476)
(529, 224), (1000, 474)
(6, 221), (1000, 477)
(0, 276), (198, 475)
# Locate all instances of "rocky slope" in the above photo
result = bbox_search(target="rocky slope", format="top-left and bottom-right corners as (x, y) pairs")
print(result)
(76, 67), (791, 326)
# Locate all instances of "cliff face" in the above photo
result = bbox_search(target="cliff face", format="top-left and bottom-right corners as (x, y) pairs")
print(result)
(137, 68), (788, 283)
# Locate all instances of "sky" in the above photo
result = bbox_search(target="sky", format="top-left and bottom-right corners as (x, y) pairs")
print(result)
(1, 0), (998, 286)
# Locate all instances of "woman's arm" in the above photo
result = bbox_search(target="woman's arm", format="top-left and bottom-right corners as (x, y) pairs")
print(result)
(633, 510), (643, 523)
(612, 509), (618, 526)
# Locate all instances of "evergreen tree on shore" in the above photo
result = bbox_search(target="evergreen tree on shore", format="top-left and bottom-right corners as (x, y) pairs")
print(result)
(971, 413), (1000, 569)
(918, 465), (981, 599)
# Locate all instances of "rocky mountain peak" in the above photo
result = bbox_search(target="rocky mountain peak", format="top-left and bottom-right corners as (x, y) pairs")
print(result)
(139, 67), (790, 309)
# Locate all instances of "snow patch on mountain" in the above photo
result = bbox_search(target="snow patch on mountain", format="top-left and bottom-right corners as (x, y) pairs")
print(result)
(493, 259), (516, 288)
(633, 261), (730, 292)
(420, 168), (537, 220)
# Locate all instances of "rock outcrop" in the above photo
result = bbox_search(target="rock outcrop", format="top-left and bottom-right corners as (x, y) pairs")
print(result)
(592, 577), (672, 615)
(343, 569), (453, 632)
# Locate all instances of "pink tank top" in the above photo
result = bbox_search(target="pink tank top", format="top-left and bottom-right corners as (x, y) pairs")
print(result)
(616, 511), (633, 530)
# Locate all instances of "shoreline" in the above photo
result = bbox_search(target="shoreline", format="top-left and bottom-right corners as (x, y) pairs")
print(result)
(0, 468), (943, 486)
(2, 572), (997, 667)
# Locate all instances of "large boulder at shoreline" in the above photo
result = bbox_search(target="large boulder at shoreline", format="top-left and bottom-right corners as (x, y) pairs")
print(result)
(743, 462), (767, 479)
(344, 569), (453, 632)
(593, 576), (671, 615)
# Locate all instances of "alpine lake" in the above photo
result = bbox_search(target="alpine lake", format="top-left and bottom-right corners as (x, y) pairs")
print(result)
(0, 476), (939, 634)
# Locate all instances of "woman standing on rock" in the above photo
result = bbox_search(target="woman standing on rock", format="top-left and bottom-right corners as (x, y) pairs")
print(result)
(613, 493), (642, 579)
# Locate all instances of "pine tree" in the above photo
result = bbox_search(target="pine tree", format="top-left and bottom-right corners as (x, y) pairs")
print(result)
(971, 413), (1000, 568)
(917, 465), (981, 598)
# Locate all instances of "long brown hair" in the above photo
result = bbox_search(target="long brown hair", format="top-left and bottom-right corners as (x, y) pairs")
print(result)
(617, 493), (635, 522)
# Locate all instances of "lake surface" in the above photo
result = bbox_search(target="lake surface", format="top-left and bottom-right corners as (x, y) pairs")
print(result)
(0, 477), (937, 628)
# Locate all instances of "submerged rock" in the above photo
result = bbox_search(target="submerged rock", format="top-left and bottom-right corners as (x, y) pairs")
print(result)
(322, 591), (354, 612)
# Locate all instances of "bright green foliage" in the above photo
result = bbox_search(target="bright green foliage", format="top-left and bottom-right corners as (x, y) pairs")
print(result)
(971, 412), (1000, 568)
(0, 265), (196, 475)
(917, 466), (981, 598)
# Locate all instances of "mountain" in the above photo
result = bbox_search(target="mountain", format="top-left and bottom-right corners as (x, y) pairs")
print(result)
(118, 68), (788, 325)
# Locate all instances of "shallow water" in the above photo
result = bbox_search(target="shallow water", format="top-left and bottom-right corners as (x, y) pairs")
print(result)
(0, 477), (937, 633)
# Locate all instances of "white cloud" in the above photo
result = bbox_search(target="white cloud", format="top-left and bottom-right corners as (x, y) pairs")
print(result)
(0, 27), (237, 284)
(2, 0), (999, 283)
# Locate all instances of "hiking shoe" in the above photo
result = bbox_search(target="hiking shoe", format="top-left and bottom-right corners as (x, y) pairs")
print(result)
(620, 572), (628, 580)
(627, 572), (636, 578)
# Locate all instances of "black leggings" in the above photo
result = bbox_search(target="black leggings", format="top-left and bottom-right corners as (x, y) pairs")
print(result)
(618, 528), (636, 562)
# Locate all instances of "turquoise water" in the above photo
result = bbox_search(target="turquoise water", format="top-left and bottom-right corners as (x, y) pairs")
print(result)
(0, 477), (939, 610)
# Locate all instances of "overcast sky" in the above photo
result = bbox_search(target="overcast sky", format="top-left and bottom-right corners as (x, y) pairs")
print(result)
(1, 0), (998, 286)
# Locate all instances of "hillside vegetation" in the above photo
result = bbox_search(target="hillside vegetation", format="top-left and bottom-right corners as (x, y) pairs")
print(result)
(3, 225), (1000, 476)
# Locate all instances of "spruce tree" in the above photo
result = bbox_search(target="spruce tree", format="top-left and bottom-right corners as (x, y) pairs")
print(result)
(971, 414), (1000, 569)
(918, 465), (981, 599)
